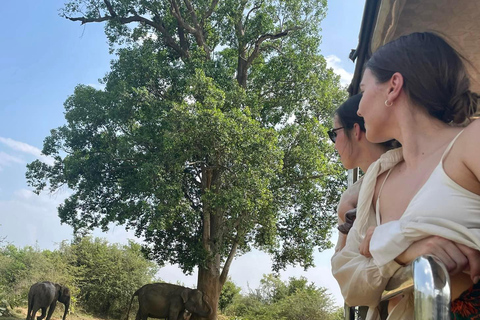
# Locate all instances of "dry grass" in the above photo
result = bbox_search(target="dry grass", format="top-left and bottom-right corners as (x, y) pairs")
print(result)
(2, 307), (103, 320)
(2, 307), (231, 320)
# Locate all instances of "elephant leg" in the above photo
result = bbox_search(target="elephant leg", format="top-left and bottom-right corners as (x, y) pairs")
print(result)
(27, 307), (34, 320)
(45, 302), (57, 320)
(27, 301), (32, 320)
(31, 306), (41, 320)
(26, 305), (32, 320)
(169, 310), (180, 320)
(37, 307), (47, 320)
(134, 310), (142, 320)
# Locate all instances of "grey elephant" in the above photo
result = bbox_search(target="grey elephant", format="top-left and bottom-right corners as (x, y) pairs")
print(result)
(26, 281), (71, 320)
(126, 283), (211, 320)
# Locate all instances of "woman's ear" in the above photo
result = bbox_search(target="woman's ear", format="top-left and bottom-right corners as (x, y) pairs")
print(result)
(387, 72), (404, 104)
(353, 123), (362, 141)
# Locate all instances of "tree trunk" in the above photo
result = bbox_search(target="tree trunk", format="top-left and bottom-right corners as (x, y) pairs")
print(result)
(236, 55), (248, 89)
(196, 263), (221, 320)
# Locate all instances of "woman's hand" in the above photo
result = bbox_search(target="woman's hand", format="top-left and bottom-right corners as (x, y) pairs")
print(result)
(359, 226), (376, 258)
(395, 236), (478, 278)
(456, 243), (480, 283)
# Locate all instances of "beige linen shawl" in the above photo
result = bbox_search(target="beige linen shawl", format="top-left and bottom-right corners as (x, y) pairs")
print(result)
(331, 145), (480, 320)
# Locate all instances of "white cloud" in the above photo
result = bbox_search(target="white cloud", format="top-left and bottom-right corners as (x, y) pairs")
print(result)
(325, 55), (354, 87)
(0, 137), (54, 165)
(0, 151), (24, 169)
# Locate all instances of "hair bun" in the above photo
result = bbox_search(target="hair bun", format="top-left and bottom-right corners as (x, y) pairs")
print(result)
(449, 90), (479, 124)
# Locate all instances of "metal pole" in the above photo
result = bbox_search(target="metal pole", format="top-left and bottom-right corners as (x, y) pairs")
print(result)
(413, 255), (451, 320)
(344, 168), (360, 320)
(344, 304), (355, 320)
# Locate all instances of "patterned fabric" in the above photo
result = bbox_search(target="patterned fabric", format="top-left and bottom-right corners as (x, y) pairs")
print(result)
(451, 282), (480, 319)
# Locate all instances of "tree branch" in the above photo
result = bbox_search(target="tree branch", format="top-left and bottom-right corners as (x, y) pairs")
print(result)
(203, 0), (219, 21)
(220, 241), (238, 286)
(103, 0), (116, 18)
(246, 27), (302, 66)
(244, 2), (262, 29)
(66, 15), (111, 24)
(169, 0), (196, 33)
(183, 0), (200, 28)
(65, 9), (189, 59)
(169, 0), (211, 57)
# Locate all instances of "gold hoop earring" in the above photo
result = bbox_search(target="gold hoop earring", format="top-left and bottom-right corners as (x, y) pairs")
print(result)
(385, 100), (393, 107)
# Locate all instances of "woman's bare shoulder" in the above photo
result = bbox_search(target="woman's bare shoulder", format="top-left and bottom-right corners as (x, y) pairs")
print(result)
(458, 118), (480, 154)
(453, 118), (480, 184)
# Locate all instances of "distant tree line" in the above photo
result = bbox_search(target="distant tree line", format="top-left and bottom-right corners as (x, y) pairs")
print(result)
(0, 238), (343, 320)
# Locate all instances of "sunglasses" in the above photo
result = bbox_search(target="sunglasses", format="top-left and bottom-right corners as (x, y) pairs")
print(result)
(327, 127), (344, 143)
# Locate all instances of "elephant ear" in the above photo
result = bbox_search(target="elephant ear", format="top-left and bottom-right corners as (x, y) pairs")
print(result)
(62, 287), (70, 298)
(55, 284), (63, 298)
(180, 289), (190, 304)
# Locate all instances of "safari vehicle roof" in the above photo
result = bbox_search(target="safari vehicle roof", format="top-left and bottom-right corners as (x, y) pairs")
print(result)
(348, 0), (480, 95)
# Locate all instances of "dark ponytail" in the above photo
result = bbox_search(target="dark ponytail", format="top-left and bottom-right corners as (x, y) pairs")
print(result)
(366, 32), (478, 124)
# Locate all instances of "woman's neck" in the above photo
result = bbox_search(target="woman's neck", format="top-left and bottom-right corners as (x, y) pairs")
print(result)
(395, 110), (458, 168)
(358, 144), (389, 173)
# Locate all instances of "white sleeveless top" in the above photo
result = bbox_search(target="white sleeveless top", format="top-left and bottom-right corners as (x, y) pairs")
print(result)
(370, 130), (480, 266)
(331, 130), (480, 320)
(375, 130), (480, 226)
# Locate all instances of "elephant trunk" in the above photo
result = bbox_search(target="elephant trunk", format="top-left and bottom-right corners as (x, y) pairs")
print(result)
(195, 295), (211, 318)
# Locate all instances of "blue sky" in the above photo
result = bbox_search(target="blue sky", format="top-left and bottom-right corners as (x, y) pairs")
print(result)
(0, 0), (364, 306)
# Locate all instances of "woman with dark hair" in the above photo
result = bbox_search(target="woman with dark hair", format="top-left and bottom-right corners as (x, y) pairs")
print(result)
(332, 32), (480, 320)
(330, 93), (393, 252)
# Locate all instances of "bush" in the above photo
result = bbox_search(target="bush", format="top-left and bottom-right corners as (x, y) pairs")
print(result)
(0, 237), (158, 319)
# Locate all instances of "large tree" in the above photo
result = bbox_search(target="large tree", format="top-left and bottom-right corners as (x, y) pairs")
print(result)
(26, 0), (347, 318)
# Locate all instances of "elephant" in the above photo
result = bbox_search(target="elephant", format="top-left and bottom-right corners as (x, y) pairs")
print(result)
(126, 283), (211, 320)
(26, 281), (71, 320)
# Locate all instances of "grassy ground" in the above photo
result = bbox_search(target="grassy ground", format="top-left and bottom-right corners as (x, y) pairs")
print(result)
(2, 307), (230, 320)
(1, 307), (102, 320)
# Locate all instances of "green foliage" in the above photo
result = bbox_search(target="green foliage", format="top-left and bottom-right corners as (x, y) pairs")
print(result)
(28, 0), (346, 272)
(223, 275), (341, 320)
(329, 307), (347, 320)
(219, 279), (242, 312)
(69, 237), (158, 318)
(28, 0), (348, 317)
(0, 238), (157, 319)
(0, 244), (75, 308)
